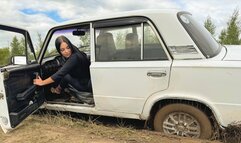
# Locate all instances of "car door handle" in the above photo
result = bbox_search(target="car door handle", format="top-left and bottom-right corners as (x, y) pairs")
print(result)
(147, 72), (166, 77)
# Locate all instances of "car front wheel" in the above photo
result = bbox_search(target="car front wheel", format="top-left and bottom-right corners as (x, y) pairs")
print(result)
(153, 103), (212, 139)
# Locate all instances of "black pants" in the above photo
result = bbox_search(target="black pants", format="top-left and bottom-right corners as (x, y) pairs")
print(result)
(59, 74), (90, 92)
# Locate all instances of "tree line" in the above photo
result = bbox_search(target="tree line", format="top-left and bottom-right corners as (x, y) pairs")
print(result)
(204, 8), (241, 45)
(0, 36), (25, 66)
(0, 33), (43, 66)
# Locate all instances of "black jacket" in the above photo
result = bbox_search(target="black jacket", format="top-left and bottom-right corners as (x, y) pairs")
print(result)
(51, 51), (90, 85)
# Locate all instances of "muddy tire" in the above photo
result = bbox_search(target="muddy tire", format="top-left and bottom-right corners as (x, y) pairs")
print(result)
(153, 104), (212, 139)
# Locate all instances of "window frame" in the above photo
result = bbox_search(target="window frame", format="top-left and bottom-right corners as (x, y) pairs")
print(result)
(39, 23), (91, 64)
(0, 24), (36, 67)
(143, 22), (170, 61)
(177, 12), (221, 58)
(93, 17), (171, 62)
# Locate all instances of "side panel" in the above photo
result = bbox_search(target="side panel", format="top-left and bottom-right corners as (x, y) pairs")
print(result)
(90, 61), (171, 114)
(166, 60), (241, 126)
(141, 60), (241, 127)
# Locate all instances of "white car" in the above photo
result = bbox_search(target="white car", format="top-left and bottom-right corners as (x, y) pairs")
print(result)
(0, 9), (241, 139)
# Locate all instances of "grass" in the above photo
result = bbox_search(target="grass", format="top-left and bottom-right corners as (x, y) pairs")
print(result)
(33, 111), (152, 142)
(221, 121), (241, 143)
(0, 110), (220, 143)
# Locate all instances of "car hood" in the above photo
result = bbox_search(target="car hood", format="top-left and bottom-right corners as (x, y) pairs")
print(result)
(223, 45), (241, 61)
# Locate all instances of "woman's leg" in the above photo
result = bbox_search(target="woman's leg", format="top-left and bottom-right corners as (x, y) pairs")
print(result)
(60, 74), (86, 91)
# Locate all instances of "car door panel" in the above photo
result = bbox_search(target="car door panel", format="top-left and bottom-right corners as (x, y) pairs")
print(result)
(0, 24), (44, 132)
(91, 61), (171, 114)
(3, 64), (43, 128)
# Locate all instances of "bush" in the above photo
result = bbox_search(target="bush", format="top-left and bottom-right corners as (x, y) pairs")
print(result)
(222, 121), (241, 143)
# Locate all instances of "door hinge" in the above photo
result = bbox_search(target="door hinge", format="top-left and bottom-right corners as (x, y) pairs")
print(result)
(0, 93), (4, 100)
(0, 116), (8, 125)
(3, 71), (9, 80)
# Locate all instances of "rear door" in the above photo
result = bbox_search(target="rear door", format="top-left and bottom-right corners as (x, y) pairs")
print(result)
(0, 24), (44, 133)
(91, 18), (172, 114)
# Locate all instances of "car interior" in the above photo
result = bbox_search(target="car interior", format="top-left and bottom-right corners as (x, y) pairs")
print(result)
(40, 25), (94, 106)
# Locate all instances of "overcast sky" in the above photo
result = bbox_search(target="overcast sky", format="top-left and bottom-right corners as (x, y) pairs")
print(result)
(0, 0), (241, 47)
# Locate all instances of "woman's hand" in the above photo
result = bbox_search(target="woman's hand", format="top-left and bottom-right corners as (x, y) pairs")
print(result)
(33, 76), (55, 86)
(33, 76), (44, 86)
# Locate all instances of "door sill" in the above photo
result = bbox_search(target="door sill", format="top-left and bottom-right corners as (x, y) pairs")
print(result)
(46, 101), (95, 107)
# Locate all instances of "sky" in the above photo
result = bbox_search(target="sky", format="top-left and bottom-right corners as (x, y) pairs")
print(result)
(0, 0), (241, 48)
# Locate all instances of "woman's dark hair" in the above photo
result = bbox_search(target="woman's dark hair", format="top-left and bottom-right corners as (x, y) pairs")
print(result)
(55, 35), (90, 64)
(55, 35), (76, 56)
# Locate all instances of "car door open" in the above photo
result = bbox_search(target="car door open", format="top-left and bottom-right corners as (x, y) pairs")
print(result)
(0, 24), (44, 133)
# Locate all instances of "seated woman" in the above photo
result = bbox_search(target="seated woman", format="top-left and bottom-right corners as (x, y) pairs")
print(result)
(33, 35), (91, 95)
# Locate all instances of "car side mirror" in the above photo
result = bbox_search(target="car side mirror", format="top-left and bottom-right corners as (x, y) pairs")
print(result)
(11, 56), (27, 65)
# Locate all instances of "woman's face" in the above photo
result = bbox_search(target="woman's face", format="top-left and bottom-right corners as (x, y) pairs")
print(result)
(60, 42), (72, 58)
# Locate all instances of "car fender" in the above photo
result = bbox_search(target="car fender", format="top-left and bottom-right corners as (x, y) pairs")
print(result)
(140, 91), (224, 126)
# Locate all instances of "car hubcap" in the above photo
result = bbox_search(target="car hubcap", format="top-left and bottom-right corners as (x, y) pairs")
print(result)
(162, 112), (200, 138)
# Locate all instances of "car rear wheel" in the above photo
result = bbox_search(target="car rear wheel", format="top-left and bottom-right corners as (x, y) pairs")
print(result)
(153, 103), (212, 139)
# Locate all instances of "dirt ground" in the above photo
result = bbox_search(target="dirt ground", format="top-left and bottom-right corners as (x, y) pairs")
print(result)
(0, 113), (221, 143)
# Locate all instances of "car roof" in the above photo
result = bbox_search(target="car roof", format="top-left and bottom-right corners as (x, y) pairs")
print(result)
(1, 9), (182, 32)
(54, 9), (181, 27)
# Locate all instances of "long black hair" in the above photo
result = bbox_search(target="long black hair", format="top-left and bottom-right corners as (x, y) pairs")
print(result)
(55, 35), (90, 63)
(55, 35), (76, 56)
(55, 35), (87, 57)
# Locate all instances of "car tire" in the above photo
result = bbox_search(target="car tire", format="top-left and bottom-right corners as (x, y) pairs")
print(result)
(153, 103), (212, 139)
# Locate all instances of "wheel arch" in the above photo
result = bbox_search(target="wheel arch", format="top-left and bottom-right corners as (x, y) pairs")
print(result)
(141, 97), (223, 129)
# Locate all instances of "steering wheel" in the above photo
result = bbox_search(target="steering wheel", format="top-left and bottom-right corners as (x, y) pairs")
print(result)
(54, 55), (65, 67)
(42, 55), (65, 73)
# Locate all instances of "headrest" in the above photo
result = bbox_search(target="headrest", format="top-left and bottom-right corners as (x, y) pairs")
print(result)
(125, 33), (139, 49)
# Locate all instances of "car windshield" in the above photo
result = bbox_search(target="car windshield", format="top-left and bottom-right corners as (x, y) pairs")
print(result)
(43, 27), (90, 59)
(178, 12), (221, 58)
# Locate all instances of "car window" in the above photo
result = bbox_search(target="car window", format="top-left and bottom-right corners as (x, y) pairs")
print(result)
(95, 22), (168, 61)
(178, 12), (221, 58)
(144, 23), (168, 60)
(0, 30), (25, 67)
(43, 26), (90, 59)
(95, 24), (141, 61)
